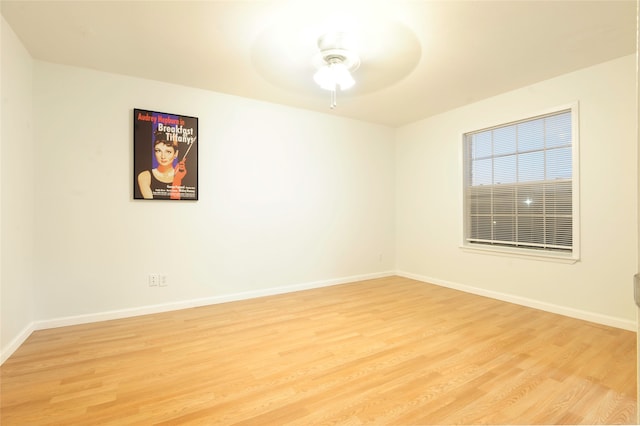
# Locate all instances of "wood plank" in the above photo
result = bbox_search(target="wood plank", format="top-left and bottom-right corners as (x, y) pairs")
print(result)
(1, 276), (636, 424)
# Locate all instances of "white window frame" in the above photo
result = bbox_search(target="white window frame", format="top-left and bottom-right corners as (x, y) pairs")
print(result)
(461, 103), (580, 263)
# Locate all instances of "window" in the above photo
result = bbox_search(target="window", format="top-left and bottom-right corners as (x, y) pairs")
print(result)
(463, 107), (577, 258)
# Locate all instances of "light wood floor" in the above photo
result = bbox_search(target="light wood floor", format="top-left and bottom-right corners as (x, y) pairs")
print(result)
(1, 276), (637, 425)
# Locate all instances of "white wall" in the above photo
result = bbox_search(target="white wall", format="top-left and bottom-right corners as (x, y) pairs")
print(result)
(31, 62), (396, 323)
(396, 54), (638, 328)
(0, 17), (37, 360)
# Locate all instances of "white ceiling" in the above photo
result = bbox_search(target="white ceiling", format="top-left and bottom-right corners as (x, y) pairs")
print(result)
(1, 0), (637, 127)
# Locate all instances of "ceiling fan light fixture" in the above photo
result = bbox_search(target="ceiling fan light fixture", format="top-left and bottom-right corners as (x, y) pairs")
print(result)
(313, 59), (355, 91)
(312, 33), (360, 109)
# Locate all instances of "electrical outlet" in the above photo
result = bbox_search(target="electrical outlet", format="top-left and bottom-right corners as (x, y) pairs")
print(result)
(159, 274), (168, 287)
(148, 274), (159, 287)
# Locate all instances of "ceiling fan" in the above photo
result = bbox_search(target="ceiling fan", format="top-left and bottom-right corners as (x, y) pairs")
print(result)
(250, 2), (422, 109)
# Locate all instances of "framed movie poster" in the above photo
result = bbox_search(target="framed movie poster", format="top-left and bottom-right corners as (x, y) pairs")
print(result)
(133, 108), (198, 200)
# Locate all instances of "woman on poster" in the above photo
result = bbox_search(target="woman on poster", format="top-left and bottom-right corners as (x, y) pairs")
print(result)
(137, 132), (187, 199)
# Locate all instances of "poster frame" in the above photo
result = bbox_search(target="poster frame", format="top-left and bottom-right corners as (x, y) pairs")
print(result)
(133, 108), (199, 201)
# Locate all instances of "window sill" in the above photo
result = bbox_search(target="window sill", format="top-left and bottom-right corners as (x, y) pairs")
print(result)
(460, 244), (579, 264)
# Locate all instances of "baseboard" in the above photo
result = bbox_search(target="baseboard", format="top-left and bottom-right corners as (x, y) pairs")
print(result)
(1, 322), (35, 365)
(4, 268), (631, 365)
(32, 271), (395, 332)
(397, 271), (637, 332)
(1, 271), (393, 364)
(0, 271), (395, 365)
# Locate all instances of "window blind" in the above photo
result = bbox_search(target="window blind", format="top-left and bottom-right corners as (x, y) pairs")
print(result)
(464, 109), (573, 252)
